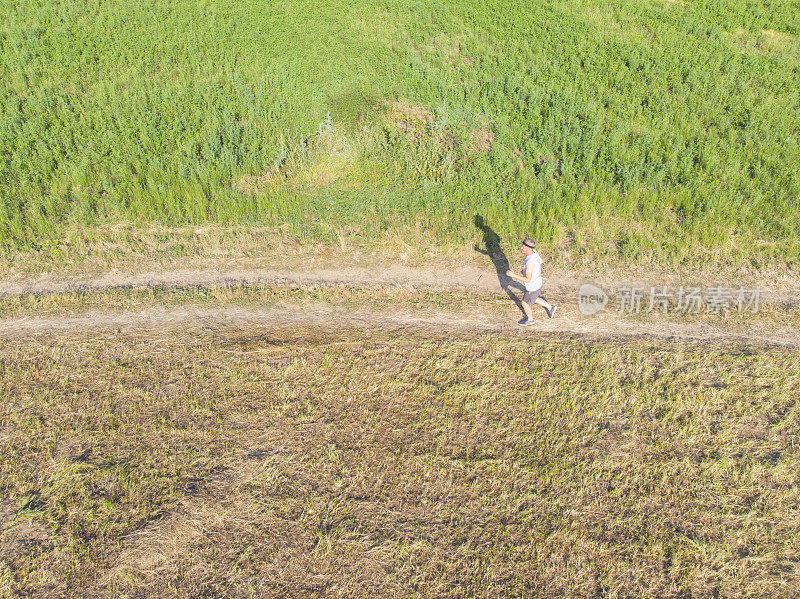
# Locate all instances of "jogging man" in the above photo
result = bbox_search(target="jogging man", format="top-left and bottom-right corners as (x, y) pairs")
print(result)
(506, 238), (556, 326)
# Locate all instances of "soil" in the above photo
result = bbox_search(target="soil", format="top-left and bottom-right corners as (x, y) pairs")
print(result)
(0, 263), (797, 348)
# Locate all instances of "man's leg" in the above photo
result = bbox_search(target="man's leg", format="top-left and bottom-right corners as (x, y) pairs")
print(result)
(522, 301), (534, 321)
(534, 296), (552, 311)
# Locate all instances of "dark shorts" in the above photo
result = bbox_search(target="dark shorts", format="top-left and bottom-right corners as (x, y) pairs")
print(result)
(523, 288), (542, 305)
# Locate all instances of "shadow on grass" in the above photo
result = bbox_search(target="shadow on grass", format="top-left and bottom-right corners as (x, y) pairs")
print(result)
(474, 215), (524, 314)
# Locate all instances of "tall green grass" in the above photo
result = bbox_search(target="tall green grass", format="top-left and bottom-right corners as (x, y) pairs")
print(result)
(1, 0), (798, 265)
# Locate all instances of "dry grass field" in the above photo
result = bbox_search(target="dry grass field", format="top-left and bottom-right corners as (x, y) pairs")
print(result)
(1, 283), (798, 596)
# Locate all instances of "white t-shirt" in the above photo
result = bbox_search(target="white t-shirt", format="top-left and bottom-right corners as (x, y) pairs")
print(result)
(522, 251), (542, 291)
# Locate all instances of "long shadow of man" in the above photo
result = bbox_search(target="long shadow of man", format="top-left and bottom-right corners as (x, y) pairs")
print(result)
(474, 215), (524, 313)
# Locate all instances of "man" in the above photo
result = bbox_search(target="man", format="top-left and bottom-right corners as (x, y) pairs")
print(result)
(506, 238), (556, 326)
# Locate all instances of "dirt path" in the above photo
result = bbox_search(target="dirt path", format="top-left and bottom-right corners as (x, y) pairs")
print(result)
(0, 264), (580, 297)
(1, 303), (797, 348)
(2, 262), (799, 305)
(0, 264), (797, 349)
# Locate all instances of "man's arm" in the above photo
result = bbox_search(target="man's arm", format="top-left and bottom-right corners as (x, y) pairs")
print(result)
(506, 267), (532, 283)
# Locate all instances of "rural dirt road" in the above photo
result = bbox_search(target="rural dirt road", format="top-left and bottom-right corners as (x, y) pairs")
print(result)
(1, 264), (797, 349)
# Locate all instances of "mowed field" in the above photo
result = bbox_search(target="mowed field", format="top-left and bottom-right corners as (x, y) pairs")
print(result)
(0, 283), (799, 597)
(1, 0), (799, 267)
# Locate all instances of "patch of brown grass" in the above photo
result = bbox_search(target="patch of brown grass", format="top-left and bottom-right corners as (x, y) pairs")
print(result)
(233, 171), (281, 195)
(469, 127), (494, 154)
(728, 27), (799, 55)
(301, 154), (353, 189)
(761, 28), (798, 52)
(762, 28), (795, 41)
(437, 36), (474, 68)
(383, 99), (432, 140)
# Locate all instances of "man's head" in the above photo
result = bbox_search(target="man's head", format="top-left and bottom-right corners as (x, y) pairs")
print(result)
(521, 238), (536, 255)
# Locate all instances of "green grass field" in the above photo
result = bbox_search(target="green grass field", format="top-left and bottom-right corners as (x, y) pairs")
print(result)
(2, 0), (799, 266)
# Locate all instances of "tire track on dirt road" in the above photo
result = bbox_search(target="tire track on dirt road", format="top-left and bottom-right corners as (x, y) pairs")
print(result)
(1, 264), (798, 306)
(0, 299), (797, 350)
